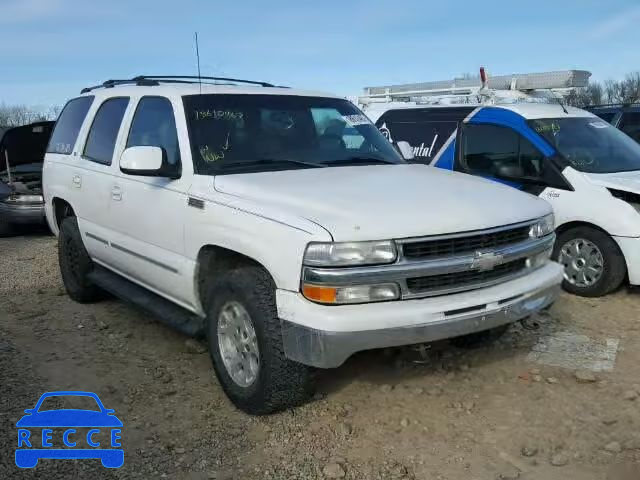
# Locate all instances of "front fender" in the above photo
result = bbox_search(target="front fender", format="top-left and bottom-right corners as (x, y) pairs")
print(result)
(185, 196), (332, 291)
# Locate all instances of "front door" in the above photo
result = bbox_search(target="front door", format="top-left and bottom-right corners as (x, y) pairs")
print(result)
(107, 96), (196, 310)
(454, 122), (570, 197)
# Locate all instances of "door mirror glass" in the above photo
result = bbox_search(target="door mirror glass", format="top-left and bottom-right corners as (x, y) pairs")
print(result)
(120, 146), (178, 178)
(395, 140), (415, 161)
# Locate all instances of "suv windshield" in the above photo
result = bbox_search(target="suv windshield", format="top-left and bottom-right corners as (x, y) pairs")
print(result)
(183, 94), (403, 174)
(528, 117), (640, 173)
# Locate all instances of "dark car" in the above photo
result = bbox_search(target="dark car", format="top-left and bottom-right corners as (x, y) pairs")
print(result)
(0, 121), (54, 236)
(588, 104), (640, 144)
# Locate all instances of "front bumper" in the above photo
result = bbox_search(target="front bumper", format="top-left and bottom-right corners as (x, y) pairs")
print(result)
(278, 262), (563, 368)
(614, 236), (640, 285)
(0, 201), (45, 225)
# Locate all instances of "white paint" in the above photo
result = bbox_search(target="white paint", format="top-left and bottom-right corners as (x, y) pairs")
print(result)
(44, 82), (559, 331)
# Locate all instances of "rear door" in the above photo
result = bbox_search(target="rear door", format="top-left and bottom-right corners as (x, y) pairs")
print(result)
(375, 107), (474, 166)
(73, 96), (131, 264)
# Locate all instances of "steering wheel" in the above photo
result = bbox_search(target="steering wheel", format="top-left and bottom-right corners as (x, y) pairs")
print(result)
(316, 133), (346, 150)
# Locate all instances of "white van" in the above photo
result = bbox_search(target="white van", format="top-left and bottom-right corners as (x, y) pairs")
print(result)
(368, 101), (640, 297)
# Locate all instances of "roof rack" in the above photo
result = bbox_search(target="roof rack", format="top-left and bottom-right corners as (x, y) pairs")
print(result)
(358, 69), (591, 108)
(80, 75), (281, 94)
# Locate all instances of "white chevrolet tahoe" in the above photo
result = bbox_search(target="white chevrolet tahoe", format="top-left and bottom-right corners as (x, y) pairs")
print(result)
(43, 76), (563, 414)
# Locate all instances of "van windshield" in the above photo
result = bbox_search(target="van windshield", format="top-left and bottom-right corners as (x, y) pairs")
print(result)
(183, 94), (403, 174)
(528, 117), (640, 173)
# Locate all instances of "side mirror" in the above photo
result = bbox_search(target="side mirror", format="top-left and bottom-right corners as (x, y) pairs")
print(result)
(395, 141), (415, 161)
(24, 409), (33, 414)
(494, 163), (525, 179)
(120, 146), (180, 179)
(105, 409), (115, 415)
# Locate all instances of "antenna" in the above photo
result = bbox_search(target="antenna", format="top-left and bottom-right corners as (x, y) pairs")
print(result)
(194, 32), (202, 94)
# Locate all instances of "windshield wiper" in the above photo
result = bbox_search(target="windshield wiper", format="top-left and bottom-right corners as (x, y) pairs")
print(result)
(219, 158), (327, 171)
(323, 155), (400, 166)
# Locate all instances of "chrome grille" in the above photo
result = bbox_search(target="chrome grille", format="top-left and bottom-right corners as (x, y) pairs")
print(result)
(402, 225), (531, 260)
(301, 219), (554, 302)
(406, 259), (527, 295)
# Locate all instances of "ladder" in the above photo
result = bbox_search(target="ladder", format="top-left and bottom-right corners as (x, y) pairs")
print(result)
(358, 69), (591, 107)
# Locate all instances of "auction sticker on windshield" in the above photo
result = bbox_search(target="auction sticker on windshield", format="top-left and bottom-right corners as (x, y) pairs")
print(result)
(15, 391), (123, 469)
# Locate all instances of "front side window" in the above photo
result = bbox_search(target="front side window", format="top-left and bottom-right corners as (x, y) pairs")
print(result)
(619, 112), (640, 143)
(461, 124), (544, 179)
(529, 117), (640, 173)
(83, 97), (129, 165)
(183, 94), (403, 174)
(127, 97), (181, 166)
(46, 96), (94, 155)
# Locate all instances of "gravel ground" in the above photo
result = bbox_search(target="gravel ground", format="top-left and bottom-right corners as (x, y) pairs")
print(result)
(1, 234), (640, 479)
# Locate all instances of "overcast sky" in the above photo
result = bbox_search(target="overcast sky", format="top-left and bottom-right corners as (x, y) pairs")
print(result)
(1, 0), (639, 108)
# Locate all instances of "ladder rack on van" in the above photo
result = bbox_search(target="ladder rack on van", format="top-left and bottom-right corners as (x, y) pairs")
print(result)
(358, 69), (591, 107)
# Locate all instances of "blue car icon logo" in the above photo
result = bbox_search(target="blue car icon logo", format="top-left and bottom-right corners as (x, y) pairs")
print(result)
(15, 391), (123, 468)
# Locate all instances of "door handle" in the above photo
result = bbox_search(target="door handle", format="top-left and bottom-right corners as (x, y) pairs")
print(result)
(72, 174), (82, 188)
(111, 186), (122, 201)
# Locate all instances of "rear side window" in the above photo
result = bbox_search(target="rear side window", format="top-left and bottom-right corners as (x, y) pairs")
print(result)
(126, 97), (181, 166)
(83, 97), (130, 165)
(46, 96), (94, 155)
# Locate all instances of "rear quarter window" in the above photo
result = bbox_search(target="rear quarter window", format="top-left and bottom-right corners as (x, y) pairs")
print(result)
(46, 96), (94, 155)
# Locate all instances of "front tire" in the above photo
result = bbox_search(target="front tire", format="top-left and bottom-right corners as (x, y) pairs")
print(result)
(205, 265), (313, 415)
(58, 216), (102, 303)
(553, 226), (626, 297)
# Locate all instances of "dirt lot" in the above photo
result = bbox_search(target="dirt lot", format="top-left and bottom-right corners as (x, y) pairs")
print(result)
(1, 234), (639, 480)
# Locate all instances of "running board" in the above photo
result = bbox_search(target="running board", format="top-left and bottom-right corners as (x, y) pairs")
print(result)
(88, 266), (205, 337)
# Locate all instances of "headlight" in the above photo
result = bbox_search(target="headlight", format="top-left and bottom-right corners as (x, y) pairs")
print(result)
(529, 214), (555, 238)
(2, 193), (44, 205)
(303, 240), (397, 267)
(302, 283), (400, 305)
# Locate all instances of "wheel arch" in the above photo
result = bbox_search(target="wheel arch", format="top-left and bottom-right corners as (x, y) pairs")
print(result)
(194, 245), (277, 312)
(51, 197), (76, 230)
(555, 220), (611, 239)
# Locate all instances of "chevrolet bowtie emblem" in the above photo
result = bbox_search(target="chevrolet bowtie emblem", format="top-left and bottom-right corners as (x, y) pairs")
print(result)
(471, 251), (504, 271)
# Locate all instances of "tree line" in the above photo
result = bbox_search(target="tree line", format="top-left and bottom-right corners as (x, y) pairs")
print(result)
(0, 104), (61, 128)
(564, 71), (640, 107)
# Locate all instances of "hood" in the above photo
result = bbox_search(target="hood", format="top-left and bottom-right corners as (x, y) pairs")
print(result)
(0, 121), (54, 169)
(213, 164), (551, 241)
(584, 170), (640, 195)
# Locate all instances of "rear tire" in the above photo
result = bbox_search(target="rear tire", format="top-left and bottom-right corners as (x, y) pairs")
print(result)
(58, 216), (102, 303)
(450, 324), (509, 349)
(205, 265), (313, 414)
(553, 226), (626, 297)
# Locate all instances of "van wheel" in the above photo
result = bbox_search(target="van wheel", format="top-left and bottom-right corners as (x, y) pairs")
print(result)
(205, 265), (313, 415)
(553, 226), (626, 297)
(450, 324), (509, 349)
(58, 216), (102, 303)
